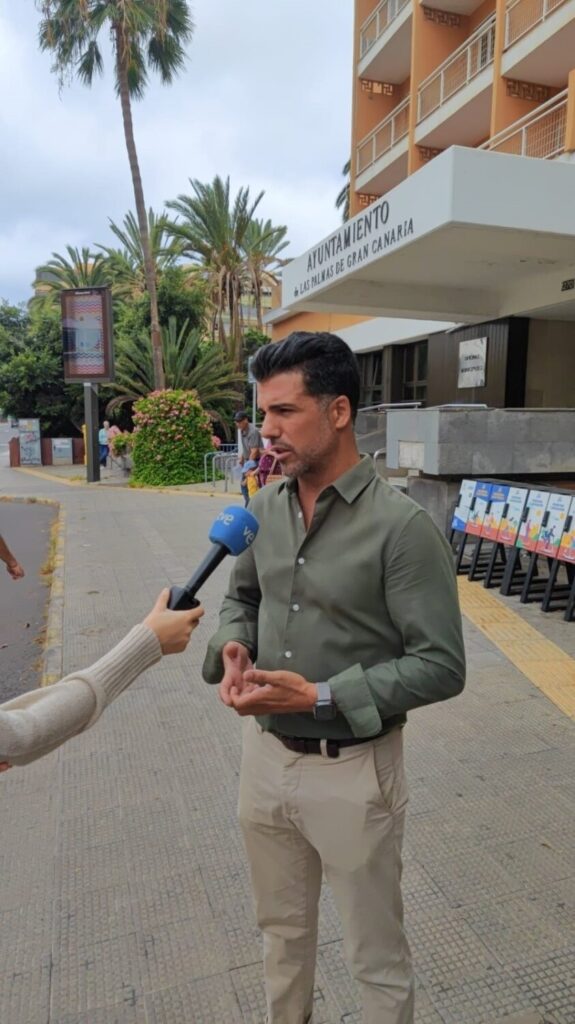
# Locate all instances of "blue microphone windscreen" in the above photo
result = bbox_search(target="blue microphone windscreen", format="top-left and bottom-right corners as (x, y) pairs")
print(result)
(209, 506), (259, 556)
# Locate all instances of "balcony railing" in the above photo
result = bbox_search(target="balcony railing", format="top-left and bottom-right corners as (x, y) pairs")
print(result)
(417, 16), (496, 122)
(482, 89), (568, 158)
(359, 0), (411, 58)
(505, 0), (569, 48)
(356, 97), (411, 175)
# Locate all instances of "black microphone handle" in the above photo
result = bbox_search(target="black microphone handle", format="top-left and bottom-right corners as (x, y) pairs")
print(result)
(168, 543), (228, 610)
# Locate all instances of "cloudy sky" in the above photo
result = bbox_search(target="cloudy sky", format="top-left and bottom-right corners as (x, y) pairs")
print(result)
(0, 0), (353, 304)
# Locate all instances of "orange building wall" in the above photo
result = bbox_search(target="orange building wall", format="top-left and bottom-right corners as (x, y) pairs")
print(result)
(271, 313), (369, 343)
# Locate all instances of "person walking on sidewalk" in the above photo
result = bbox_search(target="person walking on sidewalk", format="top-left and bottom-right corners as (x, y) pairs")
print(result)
(235, 410), (262, 506)
(203, 332), (466, 1024)
(98, 421), (110, 467)
(0, 532), (24, 579)
(0, 590), (203, 770)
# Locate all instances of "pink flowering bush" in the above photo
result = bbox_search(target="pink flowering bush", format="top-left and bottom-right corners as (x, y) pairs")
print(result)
(131, 389), (215, 486)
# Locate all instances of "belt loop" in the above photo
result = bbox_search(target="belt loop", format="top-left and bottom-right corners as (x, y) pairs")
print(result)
(319, 739), (328, 758)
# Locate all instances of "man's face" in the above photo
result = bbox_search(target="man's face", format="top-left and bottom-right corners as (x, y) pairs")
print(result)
(258, 371), (342, 479)
(237, 417), (249, 433)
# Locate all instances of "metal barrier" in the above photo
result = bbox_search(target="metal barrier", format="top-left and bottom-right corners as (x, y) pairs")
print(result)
(204, 444), (237, 484)
(212, 453), (240, 492)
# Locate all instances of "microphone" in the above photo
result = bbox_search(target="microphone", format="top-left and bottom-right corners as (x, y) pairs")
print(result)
(168, 505), (259, 610)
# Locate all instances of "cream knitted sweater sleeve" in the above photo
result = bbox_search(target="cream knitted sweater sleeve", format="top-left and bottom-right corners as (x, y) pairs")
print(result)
(0, 624), (161, 766)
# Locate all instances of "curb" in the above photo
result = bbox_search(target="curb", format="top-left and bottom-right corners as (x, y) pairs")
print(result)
(14, 466), (241, 501)
(41, 503), (65, 687)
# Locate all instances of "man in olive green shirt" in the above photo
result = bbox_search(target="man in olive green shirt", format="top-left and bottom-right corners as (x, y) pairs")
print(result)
(203, 332), (465, 1024)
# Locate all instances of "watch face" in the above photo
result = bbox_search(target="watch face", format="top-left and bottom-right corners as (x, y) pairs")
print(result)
(314, 702), (336, 721)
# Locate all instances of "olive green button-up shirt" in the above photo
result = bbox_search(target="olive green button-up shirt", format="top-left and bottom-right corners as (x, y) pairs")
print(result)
(202, 456), (465, 739)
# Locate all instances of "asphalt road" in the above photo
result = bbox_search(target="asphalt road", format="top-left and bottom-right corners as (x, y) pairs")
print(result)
(0, 422), (56, 700)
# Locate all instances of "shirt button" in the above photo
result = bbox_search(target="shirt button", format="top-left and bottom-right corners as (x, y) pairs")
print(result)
(298, 557), (305, 565)
(298, 511), (303, 519)
(284, 650), (293, 659)
(292, 603), (300, 612)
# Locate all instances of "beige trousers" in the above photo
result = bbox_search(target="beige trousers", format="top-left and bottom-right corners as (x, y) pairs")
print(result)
(238, 720), (414, 1024)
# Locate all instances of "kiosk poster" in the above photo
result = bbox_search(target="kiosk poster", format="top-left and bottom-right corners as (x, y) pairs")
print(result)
(451, 479), (477, 532)
(558, 497), (575, 565)
(481, 484), (509, 541)
(466, 482), (492, 536)
(497, 487), (529, 546)
(536, 493), (572, 558)
(516, 490), (550, 551)
(18, 418), (41, 466)
(61, 287), (114, 382)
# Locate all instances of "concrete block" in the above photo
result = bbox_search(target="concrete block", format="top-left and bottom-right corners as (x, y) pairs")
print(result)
(510, 443), (553, 474)
(406, 477), (461, 534)
(549, 441), (575, 472)
(471, 445), (514, 474)
(437, 410), (488, 443)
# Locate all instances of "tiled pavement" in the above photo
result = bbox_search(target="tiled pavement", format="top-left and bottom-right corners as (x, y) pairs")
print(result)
(0, 465), (574, 1024)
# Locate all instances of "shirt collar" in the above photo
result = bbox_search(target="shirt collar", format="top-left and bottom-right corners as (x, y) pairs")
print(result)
(280, 454), (375, 505)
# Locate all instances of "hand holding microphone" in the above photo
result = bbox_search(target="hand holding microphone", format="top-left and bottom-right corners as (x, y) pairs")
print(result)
(168, 505), (259, 610)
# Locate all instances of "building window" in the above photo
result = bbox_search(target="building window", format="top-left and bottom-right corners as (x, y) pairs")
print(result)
(357, 350), (384, 407)
(394, 340), (428, 403)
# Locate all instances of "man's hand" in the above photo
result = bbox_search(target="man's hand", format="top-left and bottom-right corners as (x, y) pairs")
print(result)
(230, 669), (317, 716)
(0, 762), (12, 773)
(6, 559), (24, 580)
(219, 641), (256, 707)
(143, 589), (204, 654)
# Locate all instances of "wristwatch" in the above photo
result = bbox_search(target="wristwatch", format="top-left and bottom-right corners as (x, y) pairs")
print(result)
(313, 682), (337, 721)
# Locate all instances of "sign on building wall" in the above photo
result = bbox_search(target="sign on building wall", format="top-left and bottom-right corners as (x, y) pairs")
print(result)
(457, 337), (487, 389)
(61, 287), (114, 382)
(18, 418), (41, 465)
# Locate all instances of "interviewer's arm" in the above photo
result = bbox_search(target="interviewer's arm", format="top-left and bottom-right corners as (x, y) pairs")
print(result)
(0, 592), (202, 767)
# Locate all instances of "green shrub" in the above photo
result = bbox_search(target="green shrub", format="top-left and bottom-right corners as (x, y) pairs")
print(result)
(131, 389), (215, 486)
(109, 431), (132, 456)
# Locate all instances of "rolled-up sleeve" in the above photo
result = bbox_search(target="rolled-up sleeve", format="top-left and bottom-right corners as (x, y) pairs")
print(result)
(329, 510), (465, 736)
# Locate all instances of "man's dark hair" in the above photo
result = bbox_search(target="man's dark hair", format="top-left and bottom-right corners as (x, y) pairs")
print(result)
(251, 332), (360, 421)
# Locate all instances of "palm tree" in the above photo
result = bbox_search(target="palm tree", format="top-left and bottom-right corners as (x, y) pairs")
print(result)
(242, 218), (289, 332)
(98, 208), (183, 299)
(36, 0), (194, 391)
(33, 245), (110, 296)
(336, 158), (351, 222)
(107, 316), (242, 430)
(166, 176), (264, 369)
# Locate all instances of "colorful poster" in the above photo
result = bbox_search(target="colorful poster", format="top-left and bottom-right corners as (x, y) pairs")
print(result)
(466, 482), (492, 536)
(516, 490), (550, 552)
(536, 493), (572, 558)
(497, 487), (529, 546)
(451, 479), (478, 532)
(18, 418), (41, 466)
(481, 484), (509, 541)
(557, 497), (575, 565)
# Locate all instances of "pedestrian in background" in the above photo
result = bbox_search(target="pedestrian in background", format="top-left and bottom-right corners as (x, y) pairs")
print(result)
(204, 332), (466, 1024)
(98, 420), (110, 467)
(235, 410), (262, 505)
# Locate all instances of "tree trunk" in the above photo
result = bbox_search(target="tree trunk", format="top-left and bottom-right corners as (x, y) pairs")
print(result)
(115, 26), (165, 391)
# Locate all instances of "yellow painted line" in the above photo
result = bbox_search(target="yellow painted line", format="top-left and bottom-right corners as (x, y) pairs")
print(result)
(13, 466), (239, 499)
(14, 467), (82, 487)
(458, 577), (575, 719)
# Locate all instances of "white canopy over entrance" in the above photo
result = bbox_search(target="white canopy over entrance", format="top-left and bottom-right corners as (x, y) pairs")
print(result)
(282, 147), (575, 325)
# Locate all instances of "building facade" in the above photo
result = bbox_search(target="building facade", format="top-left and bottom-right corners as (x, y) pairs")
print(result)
(268, 0), (575, 416)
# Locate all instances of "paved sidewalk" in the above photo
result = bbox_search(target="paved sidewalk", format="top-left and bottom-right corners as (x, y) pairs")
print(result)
(0, 464), (574, 1024)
